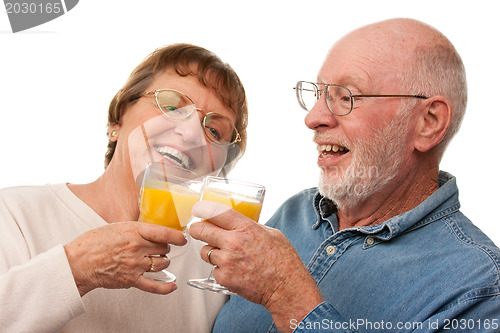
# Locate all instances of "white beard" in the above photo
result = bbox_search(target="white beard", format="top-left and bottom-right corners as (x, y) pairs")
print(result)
(318, 112), (411, 209)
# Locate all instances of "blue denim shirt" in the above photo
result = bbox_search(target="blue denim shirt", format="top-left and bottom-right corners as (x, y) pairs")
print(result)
(213, 172), (500, 332)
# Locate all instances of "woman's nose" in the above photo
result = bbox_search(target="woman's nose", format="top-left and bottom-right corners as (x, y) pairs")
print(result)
(174, 114), (206, 144)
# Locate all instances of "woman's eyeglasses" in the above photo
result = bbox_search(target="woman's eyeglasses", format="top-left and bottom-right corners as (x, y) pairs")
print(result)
(144, 89), (241, 145)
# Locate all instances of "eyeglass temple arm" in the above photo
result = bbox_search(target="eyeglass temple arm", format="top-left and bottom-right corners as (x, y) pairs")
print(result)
(352, 94), (429, 99)
(234, 132), (242, 143)
(293, 86), (428, 99)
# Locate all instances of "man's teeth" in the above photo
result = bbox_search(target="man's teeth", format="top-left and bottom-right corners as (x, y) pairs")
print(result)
(317, 144), (347, 153)
(154, 145), (192, 169)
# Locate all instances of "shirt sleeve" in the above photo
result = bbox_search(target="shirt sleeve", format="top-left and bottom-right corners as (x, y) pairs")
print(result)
(293, 292), (500, 333)
(292, 302), (359, 333)
(416, 289), (500, 333)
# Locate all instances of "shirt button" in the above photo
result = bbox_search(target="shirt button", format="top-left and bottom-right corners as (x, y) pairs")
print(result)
(366, 237), (375, 245)
(326, 245), (336, 255)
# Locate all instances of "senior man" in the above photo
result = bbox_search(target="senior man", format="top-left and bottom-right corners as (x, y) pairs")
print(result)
(189, 18), (500, 332)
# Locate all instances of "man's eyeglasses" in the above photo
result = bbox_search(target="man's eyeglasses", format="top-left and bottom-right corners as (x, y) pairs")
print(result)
(295, 81), (429, 116)
(144, 89), (241, 145)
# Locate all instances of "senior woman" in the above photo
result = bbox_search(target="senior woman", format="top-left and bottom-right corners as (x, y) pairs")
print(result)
(0, 44), (248, 332)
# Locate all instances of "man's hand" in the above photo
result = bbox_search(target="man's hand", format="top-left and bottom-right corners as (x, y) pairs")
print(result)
(188, 200), (323, 332)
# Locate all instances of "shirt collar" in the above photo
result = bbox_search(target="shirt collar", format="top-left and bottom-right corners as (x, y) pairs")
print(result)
(312, 171), (461, 240)
(311, 192), (338, 231)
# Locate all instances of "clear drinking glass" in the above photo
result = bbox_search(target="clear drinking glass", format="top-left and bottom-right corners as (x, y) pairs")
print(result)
(139, 162), (204, 283)
(187, 176), (265, 294)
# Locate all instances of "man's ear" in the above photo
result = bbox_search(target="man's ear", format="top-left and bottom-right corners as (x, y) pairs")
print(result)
(413, 96), (453, 152)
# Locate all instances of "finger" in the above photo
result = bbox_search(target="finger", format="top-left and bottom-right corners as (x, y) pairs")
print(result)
(188, 220), (227, 248)
(143, 255), (171, 273)
(145, 243), (171, 257)
(192, 200), (247, 230)
(203, 245), (219, 266)
(136, 222), (187, 246)
(135, 275), (178, 295)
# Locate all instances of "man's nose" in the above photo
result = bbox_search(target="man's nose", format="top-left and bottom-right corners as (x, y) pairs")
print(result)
(304, 96), (339, 130)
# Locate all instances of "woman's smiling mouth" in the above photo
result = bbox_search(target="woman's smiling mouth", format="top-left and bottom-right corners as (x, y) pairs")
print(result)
(153, 145), (193, 169)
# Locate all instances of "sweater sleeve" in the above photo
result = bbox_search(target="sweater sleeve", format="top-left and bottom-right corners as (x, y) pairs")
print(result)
(0, 196), (85, 333)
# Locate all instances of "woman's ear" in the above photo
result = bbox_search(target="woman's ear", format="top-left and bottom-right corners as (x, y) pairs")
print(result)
(413, 96), (453, 152)
(108, 103), (128, 142)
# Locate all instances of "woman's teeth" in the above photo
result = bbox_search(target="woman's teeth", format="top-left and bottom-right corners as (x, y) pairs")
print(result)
(154, 145), (193, 169)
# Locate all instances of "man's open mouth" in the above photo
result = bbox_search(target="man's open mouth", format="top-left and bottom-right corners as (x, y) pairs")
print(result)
(317, 144), (350, 159)
(153, 145), (193, 169)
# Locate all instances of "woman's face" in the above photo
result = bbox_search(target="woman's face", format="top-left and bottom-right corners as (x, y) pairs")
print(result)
(113, 69), (238, 183)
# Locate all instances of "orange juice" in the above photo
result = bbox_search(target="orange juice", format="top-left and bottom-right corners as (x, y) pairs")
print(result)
(139, 182), (200, 231)
(202, 189), (263, 222)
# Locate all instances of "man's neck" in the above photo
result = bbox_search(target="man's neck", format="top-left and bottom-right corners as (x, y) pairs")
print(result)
(336, 167), (440, 230)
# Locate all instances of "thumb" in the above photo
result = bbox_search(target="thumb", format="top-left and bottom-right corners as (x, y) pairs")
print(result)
(192, 200), (232, 220)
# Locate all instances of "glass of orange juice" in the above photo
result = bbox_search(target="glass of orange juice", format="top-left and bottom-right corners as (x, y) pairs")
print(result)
(139, 162), (204, 283)
(187, 176), (265, 294)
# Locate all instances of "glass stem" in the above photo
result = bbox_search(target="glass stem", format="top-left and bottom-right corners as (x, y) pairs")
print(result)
(208, 267), (217, 282)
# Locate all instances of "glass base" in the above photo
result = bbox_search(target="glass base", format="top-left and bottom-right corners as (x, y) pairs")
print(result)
(143, 270), (176, 283)
(187, 278), (236, 295)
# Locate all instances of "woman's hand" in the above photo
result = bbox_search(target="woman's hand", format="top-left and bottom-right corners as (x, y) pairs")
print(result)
(64, 222), (187, 296)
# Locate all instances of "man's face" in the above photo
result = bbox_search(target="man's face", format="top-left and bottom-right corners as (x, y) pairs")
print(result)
(305, 32), (416, 209)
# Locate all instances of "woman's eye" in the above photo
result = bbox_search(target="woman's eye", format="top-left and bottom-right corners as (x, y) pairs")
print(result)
(206, 127), (221, 141)
(162, 105), (178, 111)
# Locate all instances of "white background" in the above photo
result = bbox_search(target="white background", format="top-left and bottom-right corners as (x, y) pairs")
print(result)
(0, 0), (498, 244)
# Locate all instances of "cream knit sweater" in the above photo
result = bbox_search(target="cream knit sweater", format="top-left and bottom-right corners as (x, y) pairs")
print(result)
(0, 183), (225, 332)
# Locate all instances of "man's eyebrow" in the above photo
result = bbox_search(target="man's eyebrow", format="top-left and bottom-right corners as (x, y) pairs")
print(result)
(317, 74), (365, 86)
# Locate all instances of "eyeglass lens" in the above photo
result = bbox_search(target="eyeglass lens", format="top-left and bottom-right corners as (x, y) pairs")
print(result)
(155, 90), (238, 144)
(203, 113), (238, 144)
(296, 81), (353, 115)
(156, 90), (195, 119)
